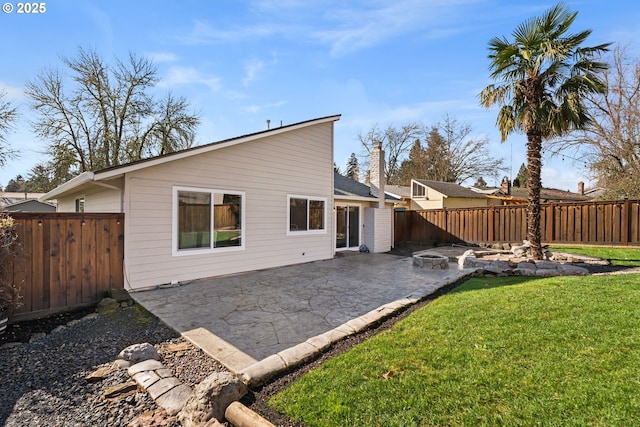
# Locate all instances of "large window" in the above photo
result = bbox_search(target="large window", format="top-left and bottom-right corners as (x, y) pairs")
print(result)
(288, 195), (327, 234)
(174, 187), (244, 254)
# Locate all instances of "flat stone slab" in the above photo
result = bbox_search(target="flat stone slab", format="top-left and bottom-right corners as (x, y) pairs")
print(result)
(156, 383), (192, 416)
(147, 377), (182, 400)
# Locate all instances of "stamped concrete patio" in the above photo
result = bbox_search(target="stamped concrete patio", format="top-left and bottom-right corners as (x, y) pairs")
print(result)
(132, 252), (475, 379)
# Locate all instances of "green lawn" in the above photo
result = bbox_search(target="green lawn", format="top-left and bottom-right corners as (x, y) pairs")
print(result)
(549, 245), (640, 267)
(270, 274), (640, 426)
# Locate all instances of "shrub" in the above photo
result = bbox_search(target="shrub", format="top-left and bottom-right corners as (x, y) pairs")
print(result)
(0, 213), (22, 311)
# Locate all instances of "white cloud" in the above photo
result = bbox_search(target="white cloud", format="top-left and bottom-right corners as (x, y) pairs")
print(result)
(244, 100), (286, 114)
(159, 66), (222, 92)
(0, 81), (25, 101)
(242, 59), (265, 87)
(145, 52), (179, 63)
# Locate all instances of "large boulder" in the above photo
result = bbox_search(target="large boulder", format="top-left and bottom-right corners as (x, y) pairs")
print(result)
(118, 343), (160, 363)
(178, 372), (248, 427)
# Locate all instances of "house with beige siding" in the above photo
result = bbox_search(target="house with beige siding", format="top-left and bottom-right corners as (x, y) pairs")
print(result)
(41, 115), (394, 291)
(410, 179), (491, 210)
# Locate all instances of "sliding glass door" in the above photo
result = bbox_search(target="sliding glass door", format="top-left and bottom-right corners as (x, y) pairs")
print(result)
(336, 205), (360, 249)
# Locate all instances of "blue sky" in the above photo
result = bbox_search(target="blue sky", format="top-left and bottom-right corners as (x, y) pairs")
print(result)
(0, 0), (637, 191)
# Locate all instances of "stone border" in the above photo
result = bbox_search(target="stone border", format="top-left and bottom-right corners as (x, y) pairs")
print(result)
(126, 359), (192, 416)
(238, 271), (475, 387)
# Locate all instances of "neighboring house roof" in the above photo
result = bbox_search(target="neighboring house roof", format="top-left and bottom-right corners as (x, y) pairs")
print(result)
(3, 199), (56, 212)
(334, 173), (399, 202)
(0, 192), (48, 209)
(385, 185), (411, 199)
(41, 115), (341, 201)
(469, 187), (505, 196)
(509, 187), (592, 202)
(413, 179), (488, 199)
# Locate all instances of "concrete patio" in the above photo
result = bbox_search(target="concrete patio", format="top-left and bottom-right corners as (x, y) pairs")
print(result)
(132, 252), (475, 378)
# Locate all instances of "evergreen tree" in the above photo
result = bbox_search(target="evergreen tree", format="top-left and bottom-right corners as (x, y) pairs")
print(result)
(513, 163), (528, 188)
(346, 153), (359, 181)
(5, 175), (25, 192)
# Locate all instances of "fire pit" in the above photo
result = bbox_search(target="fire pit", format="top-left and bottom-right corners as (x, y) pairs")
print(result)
(412, 253), (449, 270)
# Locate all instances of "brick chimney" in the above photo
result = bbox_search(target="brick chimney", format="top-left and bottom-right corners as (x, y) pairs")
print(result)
(578, 181), (585, 195)
(370, 141), (385, 208)
(501, 176), (511, 196)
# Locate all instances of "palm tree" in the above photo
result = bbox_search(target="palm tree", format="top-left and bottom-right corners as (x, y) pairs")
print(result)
(480, 3), (609, 259)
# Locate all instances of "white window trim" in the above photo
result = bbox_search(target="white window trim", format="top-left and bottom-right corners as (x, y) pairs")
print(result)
(411, 180), (427, 199)
(287, 194), (328, 236)
(75, 195), (86, 212)
(172, 186), (246, 257)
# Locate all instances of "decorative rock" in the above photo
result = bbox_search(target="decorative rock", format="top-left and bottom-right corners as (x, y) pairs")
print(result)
(51, 325), (67, 333)
(458, 250), (477, 268)
(156, 384), (193, 416)
(29, 332), (47, 342)
(128, 359), (165, 375)
(85, 365), (114, 382)
(114, 359), (131, 369)
(119, 343), (160, 363)
(129, 410), (178, 427)
(484, 260), (511, 274)
(178, 372), (248, 427)
(81, 312), (99, 321)
(96, 297), (120, 314)
(558, 264), (590, 276)
(109, 287), (134, 304)
(535, 268), (558, 277)
(103, 381), (139, 399)
(513, 268), (537, 276)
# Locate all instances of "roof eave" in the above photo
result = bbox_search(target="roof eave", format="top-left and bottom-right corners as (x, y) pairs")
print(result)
(40, 172), (95, 201)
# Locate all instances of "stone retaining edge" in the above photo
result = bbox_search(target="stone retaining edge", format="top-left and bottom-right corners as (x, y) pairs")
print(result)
(239, 271), (476, 387)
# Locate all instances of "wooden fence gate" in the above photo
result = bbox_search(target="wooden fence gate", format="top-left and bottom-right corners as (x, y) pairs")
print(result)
(5, 212), (124, 322)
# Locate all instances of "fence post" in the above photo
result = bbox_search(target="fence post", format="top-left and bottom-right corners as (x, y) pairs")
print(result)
(545, 203), (554, 243)
(488, 206), (495, 243)
(622, 199), (630, 245)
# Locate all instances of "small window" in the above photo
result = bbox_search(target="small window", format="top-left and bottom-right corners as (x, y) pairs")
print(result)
(174, 187), (244, 255)
(288, 195), (327, 234)
(75, 196), (85, 212)
(412, 182), (426, 198)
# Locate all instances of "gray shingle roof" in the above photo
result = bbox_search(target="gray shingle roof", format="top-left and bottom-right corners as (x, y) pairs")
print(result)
(414, 179), (488, 199)
(334, 173), (398, 201)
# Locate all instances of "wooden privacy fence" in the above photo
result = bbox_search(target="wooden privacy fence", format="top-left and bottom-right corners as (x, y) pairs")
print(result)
(395, 199), (640, 246)
(5, 212), (124, 321)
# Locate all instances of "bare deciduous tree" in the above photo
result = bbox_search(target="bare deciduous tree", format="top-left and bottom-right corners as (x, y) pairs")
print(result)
(395, 117), (506, 185)
(358, 122), (422, 184)
(0, 91), (18, 168)
(551, 45), (640, 199)
(26, 48), (200, 180)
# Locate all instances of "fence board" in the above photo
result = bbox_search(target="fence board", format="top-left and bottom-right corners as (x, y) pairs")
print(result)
(2, 213), (124, 321)
(395, 200), (640, 247)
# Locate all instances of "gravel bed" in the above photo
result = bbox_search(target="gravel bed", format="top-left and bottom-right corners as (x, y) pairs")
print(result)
(0, 305), (226, 427)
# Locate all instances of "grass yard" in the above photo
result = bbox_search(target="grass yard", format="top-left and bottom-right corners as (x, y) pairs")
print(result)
(549, 245), (640, 267)
(270, 274), (640, 426)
